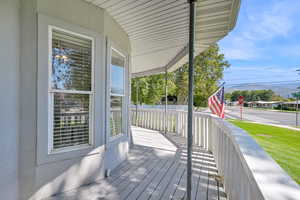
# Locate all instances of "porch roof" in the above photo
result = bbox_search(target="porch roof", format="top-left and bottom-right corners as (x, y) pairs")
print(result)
(85, 0), (241, 76)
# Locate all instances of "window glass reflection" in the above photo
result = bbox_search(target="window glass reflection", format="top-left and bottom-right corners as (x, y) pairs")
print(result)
(52, 29), (92, 91)
(110, 96), (123, 136)
(111, 49), (125, 94)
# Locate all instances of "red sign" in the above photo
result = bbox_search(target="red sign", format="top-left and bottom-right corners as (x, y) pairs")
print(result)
(238, 96), (244, 105)
(238, 96), (244, 120)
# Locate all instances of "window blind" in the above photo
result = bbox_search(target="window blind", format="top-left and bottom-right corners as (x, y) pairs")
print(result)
(50, 27), (93, 151)
(53, 93), (90, 149)
(52, 29), (92, 91)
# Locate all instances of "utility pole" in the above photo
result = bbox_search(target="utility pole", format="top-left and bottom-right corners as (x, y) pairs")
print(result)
(293, 91), (300, 127)
(295, 69), (300, 126)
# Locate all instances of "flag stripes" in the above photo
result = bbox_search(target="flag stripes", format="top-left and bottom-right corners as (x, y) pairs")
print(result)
(208, 86), (225, 118)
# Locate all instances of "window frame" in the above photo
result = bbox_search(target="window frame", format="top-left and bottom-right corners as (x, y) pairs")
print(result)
(37, 14), (105, 165)
(47, 25), (95, 154)
(106, 40), (129, 143)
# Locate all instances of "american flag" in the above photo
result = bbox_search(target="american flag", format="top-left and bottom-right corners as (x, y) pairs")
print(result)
(208, 86), (225, 118)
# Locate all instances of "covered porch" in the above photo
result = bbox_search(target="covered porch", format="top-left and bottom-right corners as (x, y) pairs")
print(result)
(2, 0), (300, 199)
(1, 0), (242, 199)
(47, 109), (300, 200)
(47, 126), (224, 200)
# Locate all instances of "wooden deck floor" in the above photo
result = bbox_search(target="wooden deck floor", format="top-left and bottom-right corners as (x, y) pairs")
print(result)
(47, 127), (226, 200)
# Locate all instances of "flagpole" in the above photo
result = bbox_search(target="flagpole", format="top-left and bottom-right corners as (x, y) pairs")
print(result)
(209, 82), (226, 97)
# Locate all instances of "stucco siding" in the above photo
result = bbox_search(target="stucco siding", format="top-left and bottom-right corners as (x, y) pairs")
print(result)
(36, 0), (131, 52)
(0, 0), (20, 199)
(37, 0), (105, 35)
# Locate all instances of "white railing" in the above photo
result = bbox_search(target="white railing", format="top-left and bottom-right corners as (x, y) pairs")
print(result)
(131, 108), (300, 200)
(131, 108), (211, 149)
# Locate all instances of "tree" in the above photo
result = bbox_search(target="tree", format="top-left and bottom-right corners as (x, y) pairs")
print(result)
(225, 93), (232, 101)
(131, 44), (229, 106)
(173, 44), (230, 106)
(131, 73), (177, 105)
(228, 89), (285, 102)
(174, 65), (189, 104)
(131, 77), (149, 105)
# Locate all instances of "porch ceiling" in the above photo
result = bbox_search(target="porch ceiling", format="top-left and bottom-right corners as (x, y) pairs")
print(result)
(86, 0), (240, 76)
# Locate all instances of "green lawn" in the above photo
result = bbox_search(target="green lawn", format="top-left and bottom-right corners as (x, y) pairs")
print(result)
(229, 120), (300, 185)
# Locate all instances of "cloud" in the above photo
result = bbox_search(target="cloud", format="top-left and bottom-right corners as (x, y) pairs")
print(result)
(219, 0), (300, 61)
(224, 65), (299, 84)
(220, 36), (262, 60)
(244, 3), (294, 40)
(278, 44), (300, 57)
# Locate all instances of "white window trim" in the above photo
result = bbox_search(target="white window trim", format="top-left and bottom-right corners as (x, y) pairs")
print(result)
(107, 43), (129, 142)
(47, 25), (95, 154)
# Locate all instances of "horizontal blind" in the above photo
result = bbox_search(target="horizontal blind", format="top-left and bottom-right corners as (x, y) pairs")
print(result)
(52, 29), (92, 91)
(111, 49), (125, 67)
(53, 93), (90, 149)
(50, 27), (93, 150)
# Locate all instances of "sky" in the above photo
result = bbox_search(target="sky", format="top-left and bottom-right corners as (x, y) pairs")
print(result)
(219, 0), (300, 86)
(111, 65), (124, 94)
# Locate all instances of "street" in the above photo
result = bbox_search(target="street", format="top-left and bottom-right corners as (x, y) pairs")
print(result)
(226, 106), (299, 127)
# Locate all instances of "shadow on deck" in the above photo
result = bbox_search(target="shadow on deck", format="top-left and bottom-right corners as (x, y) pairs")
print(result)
(46, 126), (226, 200)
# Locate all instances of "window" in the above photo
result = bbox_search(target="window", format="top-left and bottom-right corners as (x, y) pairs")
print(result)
(49, 27), (94, 152)
(110, 48), (126, 137)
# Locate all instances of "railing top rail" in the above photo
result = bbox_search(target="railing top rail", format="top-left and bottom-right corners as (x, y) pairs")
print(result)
(213, 117), (300, 200)
(132, 107), (213, 117)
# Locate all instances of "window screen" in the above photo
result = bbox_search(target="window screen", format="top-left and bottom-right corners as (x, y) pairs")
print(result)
(50, 27), (93, 151)
(110, 49), (125, 137)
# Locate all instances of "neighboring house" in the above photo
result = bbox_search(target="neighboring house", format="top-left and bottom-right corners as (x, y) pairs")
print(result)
(0, 0), (242, 199)
(226, 101), (239, 106)
(283, 101), (300, 110)
(247, 101), (282, 109)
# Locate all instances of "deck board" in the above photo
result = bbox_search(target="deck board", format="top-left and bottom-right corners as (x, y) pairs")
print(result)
(148, 159), (182, 200)
(123, 158), (170, 200)
(46, 127), (226, 200)
(137, 160), (175, 200)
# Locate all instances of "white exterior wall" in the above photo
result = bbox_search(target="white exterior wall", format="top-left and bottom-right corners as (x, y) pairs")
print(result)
(0, 0), (131, 199)
(0, 0), (20, 199)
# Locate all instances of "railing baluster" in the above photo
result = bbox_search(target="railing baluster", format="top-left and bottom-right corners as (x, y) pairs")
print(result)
(151, 110), (153, 129)
(198, 115), (200, 145)
(146, 111), (149, 128)
(204, 117), (207, 149)
(205, 117), (208, 149)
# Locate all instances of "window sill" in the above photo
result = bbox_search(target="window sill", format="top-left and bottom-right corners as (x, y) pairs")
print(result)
(37, 144), (105, 166)
(49, 144), (92, 155)
(109, 133), (126, 143)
